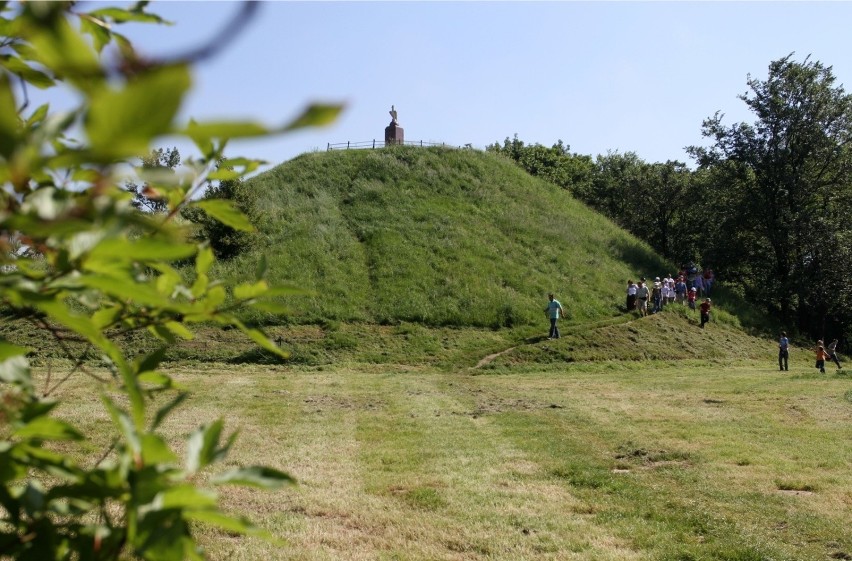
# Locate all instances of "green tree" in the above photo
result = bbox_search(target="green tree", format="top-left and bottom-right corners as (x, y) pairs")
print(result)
(581, 151), (647, 231)
(631, 161), (694, 260)
(124, 147), (182, 214)
(182, 161), (261, 260)
(487, 135), (594, 195)
(0, 2), (341, 560)
(689, 54), (852, 335)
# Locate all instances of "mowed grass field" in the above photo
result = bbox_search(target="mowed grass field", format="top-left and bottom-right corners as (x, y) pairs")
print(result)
(45, 358), (851, 561)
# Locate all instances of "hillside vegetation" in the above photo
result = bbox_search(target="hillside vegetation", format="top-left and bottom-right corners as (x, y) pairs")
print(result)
(2, 146), (774, 368)
(219, 147), (671, 328)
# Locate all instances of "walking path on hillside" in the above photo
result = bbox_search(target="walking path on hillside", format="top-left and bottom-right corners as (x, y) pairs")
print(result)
(472, 347), (517, 369)
(470, 313), (648, 370)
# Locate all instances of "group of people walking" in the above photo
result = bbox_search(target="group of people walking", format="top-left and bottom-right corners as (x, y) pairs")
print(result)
(625, 270), (713, 328)
(778, 331), (843, 373)
(545, 290), (845, 373)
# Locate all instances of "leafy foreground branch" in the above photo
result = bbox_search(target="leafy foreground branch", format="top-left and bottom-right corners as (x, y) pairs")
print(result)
(0, 3), (341, 559)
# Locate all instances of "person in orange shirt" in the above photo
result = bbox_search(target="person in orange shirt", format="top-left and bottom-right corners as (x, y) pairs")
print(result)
(815, 341), (828, 374)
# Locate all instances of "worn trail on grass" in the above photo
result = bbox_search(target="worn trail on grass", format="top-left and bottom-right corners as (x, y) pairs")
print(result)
(471, 313), (642, 369)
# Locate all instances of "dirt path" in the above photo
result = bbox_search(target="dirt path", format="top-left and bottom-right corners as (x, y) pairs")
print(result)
(470, 314), (646, 370)
(472, 346), (517, 369)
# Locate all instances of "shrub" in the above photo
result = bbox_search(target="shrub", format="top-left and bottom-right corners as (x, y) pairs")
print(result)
(0, 3), (341, 559)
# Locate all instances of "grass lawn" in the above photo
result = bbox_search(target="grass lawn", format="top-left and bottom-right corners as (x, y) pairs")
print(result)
(45, 358), (851, 561)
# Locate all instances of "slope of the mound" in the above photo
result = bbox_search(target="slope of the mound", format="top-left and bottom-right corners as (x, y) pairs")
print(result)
(219, 147), (671, 328)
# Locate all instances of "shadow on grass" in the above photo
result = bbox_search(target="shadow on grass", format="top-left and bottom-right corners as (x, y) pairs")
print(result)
(228, 347), (288, 365)
(525, 334), (550, 344)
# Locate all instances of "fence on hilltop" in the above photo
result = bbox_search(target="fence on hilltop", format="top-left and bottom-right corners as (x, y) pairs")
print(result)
(327, 140), (469, 151)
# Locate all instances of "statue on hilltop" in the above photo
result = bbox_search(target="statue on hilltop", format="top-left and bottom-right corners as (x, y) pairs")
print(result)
(385, 104), (404, 145)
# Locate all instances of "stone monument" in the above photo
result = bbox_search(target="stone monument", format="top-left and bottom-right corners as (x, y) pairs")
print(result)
(385, 105), (404, 146)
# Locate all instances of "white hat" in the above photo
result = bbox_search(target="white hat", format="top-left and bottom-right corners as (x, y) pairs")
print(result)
(690, 287), (697, 291)
(655, 277), (660, 281)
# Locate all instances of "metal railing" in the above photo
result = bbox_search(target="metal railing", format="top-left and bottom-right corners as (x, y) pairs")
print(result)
(327, 140), (463, 151)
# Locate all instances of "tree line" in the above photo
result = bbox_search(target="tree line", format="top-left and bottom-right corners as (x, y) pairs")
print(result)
(488, 55), (852, 343)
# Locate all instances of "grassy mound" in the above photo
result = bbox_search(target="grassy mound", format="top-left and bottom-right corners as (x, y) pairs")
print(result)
(3, 147), (778, 367)
(217, 146), (670, 328)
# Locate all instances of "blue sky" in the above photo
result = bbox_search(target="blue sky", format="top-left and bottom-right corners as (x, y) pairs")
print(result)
(66, 1), (852, 170)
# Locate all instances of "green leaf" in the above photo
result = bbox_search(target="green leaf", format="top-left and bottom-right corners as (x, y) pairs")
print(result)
(137, 371), (172, 388)
(88, 237), (197, 262)
(91, 305), (122, 329)
(136, 347), (167, 374)
(102, 394), (141, 456)
(155, 485), (217, 510)
(187, 118), (213, 156)
(0, 55), (56, 89)
(156, 268), (180, 296)
(238, 325), (287, 359)
(25, 103), (50, 127)
(195, 246), (214, 277)
(87, 7), (171, 24)
(185, 510), (270, 539)
(79, 15), (112, 54)
(233, 280), (268, 300)
(190, 273), (209, 299)
(19, 400), (59, 424)
(0, 75), (20, 158)
(140, 434), (177, 464)
(0, 341), (29, 363)
(211, 466), (294, 489)
(149, 324), (176, 344)
(152, 392), (188, 430)
(219, 157), (262, 174)
(163, 322), (194, 341)
(78, 274), (171, 309)
(206, 168), (241, 181)
(14, 417), (84, 441)
(35, 299), (108, 346)
(204, 285), (227, 310)
(192, 199), (255, 232)
(86, 64), (191, 157)
(282, 103), (344, 131)
(28, 18), (101, 93)
(185, 420), (227, 473)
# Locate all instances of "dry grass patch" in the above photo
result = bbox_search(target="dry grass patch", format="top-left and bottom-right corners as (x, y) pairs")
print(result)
(31, 360), (852, 560)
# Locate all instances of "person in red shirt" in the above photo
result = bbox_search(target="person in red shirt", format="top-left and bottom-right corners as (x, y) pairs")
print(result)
(699, 298), (711, 328)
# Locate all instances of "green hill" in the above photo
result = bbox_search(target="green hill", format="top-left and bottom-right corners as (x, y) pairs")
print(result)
(3, 145), (774, 367)
(219, 146), (672, 328)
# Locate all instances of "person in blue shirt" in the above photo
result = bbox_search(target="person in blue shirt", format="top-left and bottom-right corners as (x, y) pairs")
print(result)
(778, 331), (789, 371)
(544, 293), (565, 339)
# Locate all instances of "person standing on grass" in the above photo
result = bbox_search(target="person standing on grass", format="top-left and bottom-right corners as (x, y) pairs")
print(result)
(699, 298), (711, 328)
(827, 338), (842, 370)
(703, 268), (715, 297)
(635, 280), (650, 317)
(626, 280), (637, 312)
(675, 276), (688, 304)
(694, 273), (705, 298)
(665, 274), (676, 305)
(815, 341), (828, 374)
(652, 277), (663, 313)
(544, 293), (565, 339)
(778, 331), (789, 371)
(687, 286), (697, 310)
